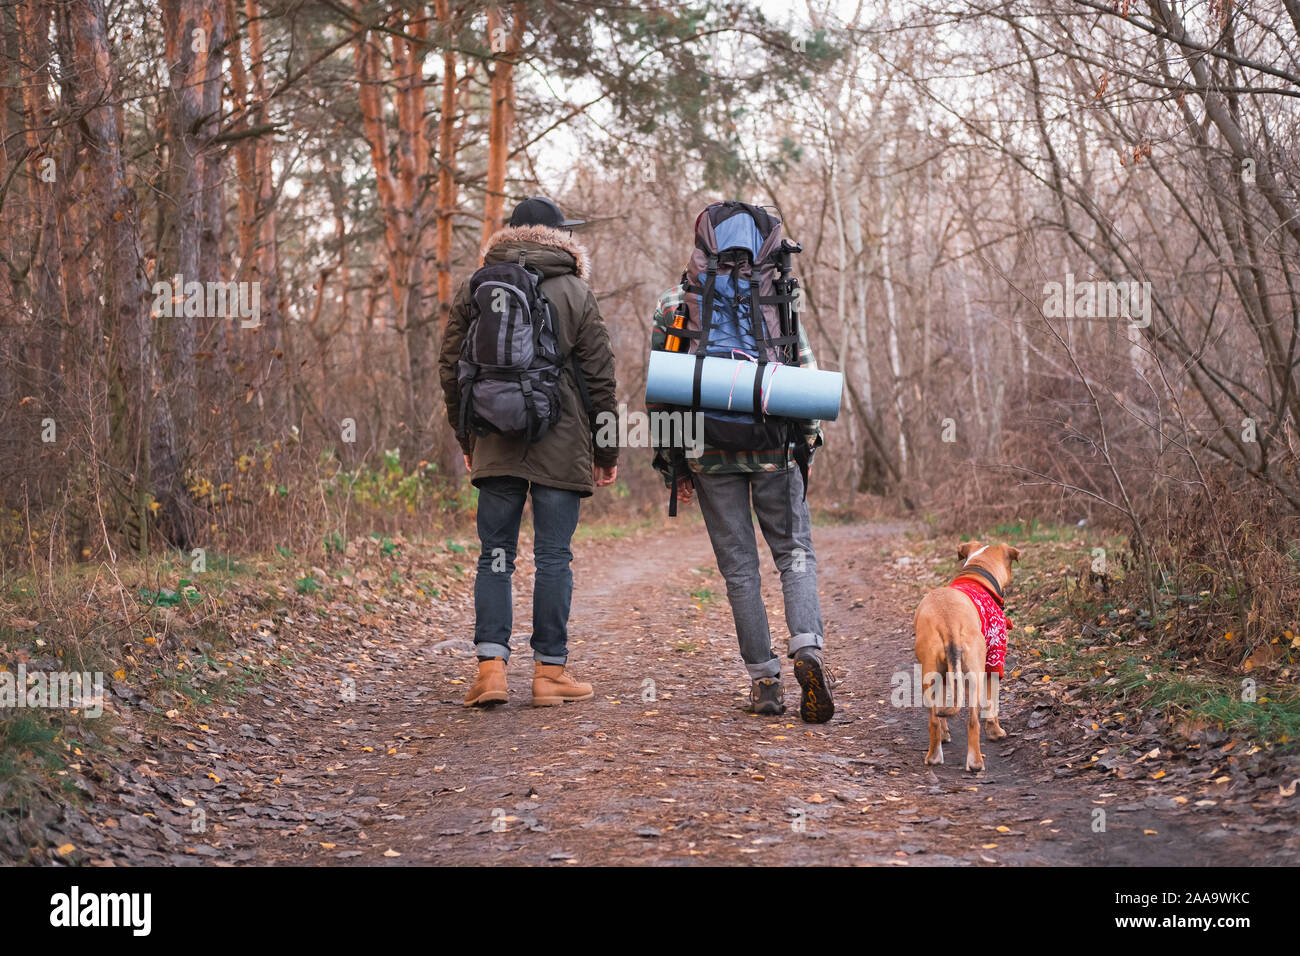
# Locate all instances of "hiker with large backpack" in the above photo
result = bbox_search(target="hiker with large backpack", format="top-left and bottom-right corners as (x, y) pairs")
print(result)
(648, 201), (834, 723)
(439, 197), (618, 708)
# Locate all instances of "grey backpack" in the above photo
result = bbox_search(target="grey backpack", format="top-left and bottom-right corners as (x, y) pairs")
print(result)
(457, 262), (576, 445)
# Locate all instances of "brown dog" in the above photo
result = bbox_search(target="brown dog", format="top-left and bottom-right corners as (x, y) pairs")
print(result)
(912, 540), (1021, 771)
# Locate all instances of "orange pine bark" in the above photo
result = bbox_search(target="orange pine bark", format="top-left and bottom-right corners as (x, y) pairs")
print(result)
(480, 3), (526, 245)
(354, 5), (441, 454)
(434, 0), (461, 319)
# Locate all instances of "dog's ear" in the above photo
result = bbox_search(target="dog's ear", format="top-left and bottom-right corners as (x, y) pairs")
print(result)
(957, 540), (980, 561)
(1006, 546), (1022, 563)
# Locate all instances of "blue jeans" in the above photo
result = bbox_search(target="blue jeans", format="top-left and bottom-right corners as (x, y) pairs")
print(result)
(473, 476), (582, 663)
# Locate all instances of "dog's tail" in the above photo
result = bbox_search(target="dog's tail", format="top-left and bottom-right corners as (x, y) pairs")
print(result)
(935, 640), (962, 717)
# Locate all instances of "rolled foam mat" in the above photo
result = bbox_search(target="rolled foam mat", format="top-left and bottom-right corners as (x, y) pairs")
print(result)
(645, 350), (842, 421)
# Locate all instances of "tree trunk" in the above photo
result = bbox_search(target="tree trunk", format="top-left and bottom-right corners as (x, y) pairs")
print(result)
(480, 3), (525, 245)
(390, 11), (436, 458)
(247, 0), (283, 427)
(197, 0), (229, 465)
(434, 0), (461, 320)
(16, 1), (64, 414)
(879, 197), (907, 477)
(354, 5), (453, 462)
(161, 0), (210, 439)
(59, 0), (191, 550)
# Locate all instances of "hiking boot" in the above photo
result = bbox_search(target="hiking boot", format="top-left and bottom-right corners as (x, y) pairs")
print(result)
(532, 663), (593, 706)
(793, 647), (834, 724)
(750, 677), (785, 715)
(463, 657), (508, 708)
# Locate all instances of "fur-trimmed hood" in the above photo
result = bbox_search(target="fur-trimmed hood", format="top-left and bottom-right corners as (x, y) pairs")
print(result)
(479, 224), (591, 280)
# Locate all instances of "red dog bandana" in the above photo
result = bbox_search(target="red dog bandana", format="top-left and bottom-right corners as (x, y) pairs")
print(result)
(949, 577), (1011, 676)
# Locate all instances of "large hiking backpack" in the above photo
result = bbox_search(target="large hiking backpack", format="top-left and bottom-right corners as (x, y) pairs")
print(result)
(457, 262), (566, 445)
(661, 201), (809, 514)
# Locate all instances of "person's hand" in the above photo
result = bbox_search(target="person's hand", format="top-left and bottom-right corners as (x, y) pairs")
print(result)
(594, 464), (617, 487)
(675, 476), (695, 504)
(463, 453), (472, 472)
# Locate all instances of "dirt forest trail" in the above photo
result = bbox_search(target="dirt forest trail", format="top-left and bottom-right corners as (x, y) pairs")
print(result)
(72, 521), (1296, 866)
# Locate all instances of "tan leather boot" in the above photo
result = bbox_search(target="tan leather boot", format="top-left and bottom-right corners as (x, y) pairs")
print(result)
(463, 658), (508, 707)
(531, 663), (593, 706)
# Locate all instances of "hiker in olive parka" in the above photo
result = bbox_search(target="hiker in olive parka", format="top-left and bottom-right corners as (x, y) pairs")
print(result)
(438, 197), (618, 708)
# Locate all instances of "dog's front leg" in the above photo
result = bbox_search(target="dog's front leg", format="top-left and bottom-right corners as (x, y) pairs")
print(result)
(925, 707), (944, 764)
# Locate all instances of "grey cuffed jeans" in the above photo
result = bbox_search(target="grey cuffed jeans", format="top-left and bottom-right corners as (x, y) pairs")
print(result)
(693, 468), (824, 679)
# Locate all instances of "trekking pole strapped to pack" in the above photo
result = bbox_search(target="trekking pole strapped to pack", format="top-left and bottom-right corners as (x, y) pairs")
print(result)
(775, 238), (803, 362)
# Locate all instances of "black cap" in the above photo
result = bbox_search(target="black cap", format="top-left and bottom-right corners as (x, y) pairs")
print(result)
(509, 196), (584, 229)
